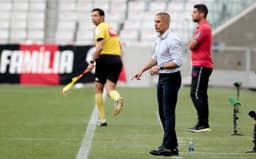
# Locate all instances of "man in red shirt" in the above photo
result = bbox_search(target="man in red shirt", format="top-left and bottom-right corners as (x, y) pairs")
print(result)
(187, 4), (213, 133)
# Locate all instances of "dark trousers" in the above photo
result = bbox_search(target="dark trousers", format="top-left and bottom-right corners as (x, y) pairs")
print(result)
(190, 66), (212, 126)
(157, 71), (181, 149)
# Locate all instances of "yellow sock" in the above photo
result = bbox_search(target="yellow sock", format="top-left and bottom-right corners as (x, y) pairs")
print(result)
(109, 90), (120, 101)
(95, 93), (105, 121)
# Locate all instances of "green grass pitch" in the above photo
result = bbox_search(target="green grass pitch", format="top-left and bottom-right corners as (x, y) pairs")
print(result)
(0, 84), (255, 159)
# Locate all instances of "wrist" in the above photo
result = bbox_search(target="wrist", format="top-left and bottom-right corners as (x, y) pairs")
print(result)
(159, 64), (164, 70)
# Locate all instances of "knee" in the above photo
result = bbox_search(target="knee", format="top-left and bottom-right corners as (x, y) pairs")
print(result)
(95, 85), (104, 93)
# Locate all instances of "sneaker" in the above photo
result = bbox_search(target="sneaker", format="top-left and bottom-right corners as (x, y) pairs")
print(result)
(149, 146), (174, 156)
(112, 97), (124, 116)
(189, 124), (211, 133)
(97, 119), (107, 127)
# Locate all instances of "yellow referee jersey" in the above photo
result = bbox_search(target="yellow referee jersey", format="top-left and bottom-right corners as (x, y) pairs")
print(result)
(95, 22), (121, 56)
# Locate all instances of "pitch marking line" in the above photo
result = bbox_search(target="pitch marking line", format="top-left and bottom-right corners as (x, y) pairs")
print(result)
(76, 107), (98, 159)
(76, 90), (107, 159)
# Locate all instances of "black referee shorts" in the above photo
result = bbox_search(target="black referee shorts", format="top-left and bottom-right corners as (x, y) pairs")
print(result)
(95, 55), (123, 84)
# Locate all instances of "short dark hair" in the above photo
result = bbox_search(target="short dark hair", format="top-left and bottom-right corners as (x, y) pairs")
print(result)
(91, 8), (105, 16)
(156, 12), (171, 24)
(194, 4), (208, 17)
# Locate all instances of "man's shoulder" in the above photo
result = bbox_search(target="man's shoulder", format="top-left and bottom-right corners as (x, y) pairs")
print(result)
(199, 22), (212, 31)
(167, 31), (183, 43)
(98, 22), (109, 29)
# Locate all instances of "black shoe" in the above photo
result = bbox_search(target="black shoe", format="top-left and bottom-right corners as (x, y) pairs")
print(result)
(149, 146), (172, 156)
(189, 124), (211, 133)
(171, 148), (179, 156)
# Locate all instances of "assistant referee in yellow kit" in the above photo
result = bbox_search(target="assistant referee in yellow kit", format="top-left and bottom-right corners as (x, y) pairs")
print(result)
(87, 8), (124, 126)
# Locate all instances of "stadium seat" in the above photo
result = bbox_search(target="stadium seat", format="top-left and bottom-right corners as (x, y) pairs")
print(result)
(0, 20), (10, 29)
(142, 10), (158, 21)
(28, 20), (45, 30)
(106, 11), (126, 24)
(55, 0), (78, 43)
(168, 1), (185, 12)
(59, 11), (78, 21)
(78, 20), (95, 31)
(141, 20), (154, 30)
(110, 0), (127, 12)
(77, 1), (94, 12)
(77, 10), (91, 21)
(128, 1), (146, 11)
(110, 0), (126, 2)
(28, 11), (45, 20)
(58, 20), (77, 30)
(93, 0), (110, 12)
(27, 29), (45, 43)
(27, 1), (46, 42)
(119, 29), (140, 44)
(127, 10), (144, 21)
(12, 2), (29, 11)
(10, 11), (27, 20)
(0, 10), (11, 20)
(148, 1), (168, 11)
(76, 17), (95, 44)
(29, 1), (46, 11)
(140, 29), (157, 42)
(123, 19), (142, 30)
(9, 29), (27, 43)
(61, 0), (77, 3)
(0, 29), (9, 43)
(13, 0), (29, 2)
(0, 17), (10, 41)
(55, 30), (75, 44)
(59, 1), (76, 11)
(10, 20), (27, 29)
(76, 29), (94, 45)
(0, 1), (12, 11)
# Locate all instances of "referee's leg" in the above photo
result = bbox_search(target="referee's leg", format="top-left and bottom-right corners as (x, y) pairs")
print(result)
(106, 57), (124, 116)
(106, 80), (124, 116)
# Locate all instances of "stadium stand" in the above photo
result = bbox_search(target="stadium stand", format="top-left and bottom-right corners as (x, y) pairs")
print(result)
(0, 3), (10, 44)
(0, 0), (255, 45)
(55, 0), (77, 44)
(27, 0), (46, 43)
(0, 0), (46, 44)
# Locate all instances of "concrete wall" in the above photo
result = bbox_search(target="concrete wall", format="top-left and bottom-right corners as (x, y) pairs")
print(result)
(121, 45), (155, 87)
(121, 45), (256, 89)
(214, 2), (256, 48)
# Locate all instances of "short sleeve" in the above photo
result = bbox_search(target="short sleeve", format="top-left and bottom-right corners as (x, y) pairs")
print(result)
(95, 24), (106, 40)
(193, 25), (211, 43)
(193, 29), (203, 42)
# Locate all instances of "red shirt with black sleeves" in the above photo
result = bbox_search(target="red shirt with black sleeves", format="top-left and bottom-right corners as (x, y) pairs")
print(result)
(191, 20), (214, 68)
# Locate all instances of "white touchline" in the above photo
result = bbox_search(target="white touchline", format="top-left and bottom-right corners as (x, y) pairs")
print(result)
(76, 107), (98, 159)
(76, 89), (107, 159)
